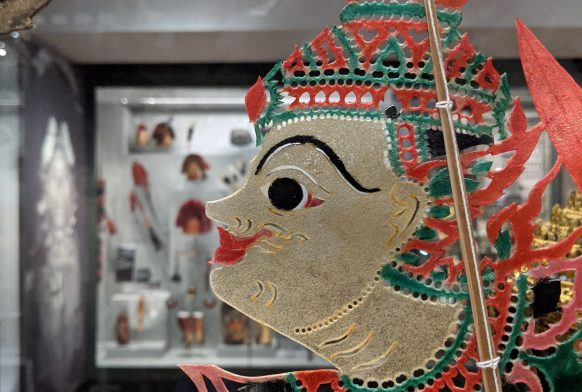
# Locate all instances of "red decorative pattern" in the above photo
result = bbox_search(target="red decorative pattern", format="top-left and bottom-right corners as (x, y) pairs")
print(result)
(505, 362), (544, 392)
(179, 365), (342, 392)
(284, 84), (389, 111)
(311, 28), (349, 70)
(518, 19), (582, 191)
(294, 370), (345, 391)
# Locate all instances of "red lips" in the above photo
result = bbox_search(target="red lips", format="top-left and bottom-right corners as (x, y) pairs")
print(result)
(211, 227), (271, 265)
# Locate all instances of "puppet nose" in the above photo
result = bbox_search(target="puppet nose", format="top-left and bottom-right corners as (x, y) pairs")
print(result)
(206, 199), (227, 226)
(206, 197), (242, 230)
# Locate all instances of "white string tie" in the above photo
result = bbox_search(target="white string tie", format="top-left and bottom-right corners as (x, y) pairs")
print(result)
(435, 100), (454, 110)
(476, 357), (501, 369)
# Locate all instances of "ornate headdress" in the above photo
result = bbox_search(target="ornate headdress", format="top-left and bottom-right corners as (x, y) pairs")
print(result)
(247, 0), (509, 178)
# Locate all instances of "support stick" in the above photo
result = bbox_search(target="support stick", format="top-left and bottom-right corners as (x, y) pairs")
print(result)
(422, 0), (503, 390)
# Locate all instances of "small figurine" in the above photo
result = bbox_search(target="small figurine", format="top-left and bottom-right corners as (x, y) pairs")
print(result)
(135, 295), (146, 334)
(175, 200), (212, 236)
(152, 122), (175, 148)
(135, 123), (149, 147)
(177, 311), (194, 348)
(181, 154), (210, 182)
(115, 312), (130, 345)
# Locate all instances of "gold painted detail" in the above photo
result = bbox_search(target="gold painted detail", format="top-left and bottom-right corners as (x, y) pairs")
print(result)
(350, 340), (399, 373)
(250, 281), (264, 302)
(250, 280), (278, 309)
(266, 282), (278, 308)
(330, 331), (376, 360)
(317, 323), (357, 349)
(294, 273), (382, 335)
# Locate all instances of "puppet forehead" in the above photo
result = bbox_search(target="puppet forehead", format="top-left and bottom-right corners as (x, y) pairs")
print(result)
(256, 115), (394, 186)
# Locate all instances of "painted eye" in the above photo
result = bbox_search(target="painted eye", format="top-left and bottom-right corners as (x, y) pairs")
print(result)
(268, 177), (306, 211)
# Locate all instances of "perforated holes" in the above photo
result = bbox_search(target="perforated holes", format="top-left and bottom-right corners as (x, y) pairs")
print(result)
(329, 91), (340, 104)
(299, 92), (311, 104)
(382, 53), (400, 69)
(345, 92), (357, 104)
(410, 96), (421, 108)
(361, 92), (373, 104)
(354, 68), (366, 77)
(339, 68), (350, 76)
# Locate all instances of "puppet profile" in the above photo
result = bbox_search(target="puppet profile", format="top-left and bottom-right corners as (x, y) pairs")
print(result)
(181, 1), (582, 391)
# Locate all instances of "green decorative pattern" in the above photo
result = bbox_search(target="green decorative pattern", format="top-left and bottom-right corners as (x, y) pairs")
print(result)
(415, 226), (437, 241)
(342, 304), (473, 392)
(382, 263), (469, 301)
(397, 252), (420, 264)
(471, 161), (493, 175)
(428, 205), (451, 219)
(428, 167), (480, 198)
(494, 230), (511, 260)
(499, 275), (528, 368)
(521, 327), (582, 392)
(286, 373), (302, 392)
(340, 3), (462, 31)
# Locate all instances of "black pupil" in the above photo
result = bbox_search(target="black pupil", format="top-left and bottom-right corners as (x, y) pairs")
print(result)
(268, 178), (304, 211)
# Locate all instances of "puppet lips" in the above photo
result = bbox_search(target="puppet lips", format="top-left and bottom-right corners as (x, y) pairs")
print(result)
(211, 227), (271, 265)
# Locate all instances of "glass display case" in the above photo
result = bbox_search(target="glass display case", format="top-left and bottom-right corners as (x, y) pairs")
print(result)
(0, 41), (21, 392)
(95, 87), (328, 370)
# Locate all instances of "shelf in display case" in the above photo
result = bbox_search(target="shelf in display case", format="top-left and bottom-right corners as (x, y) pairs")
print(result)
(96, 344), (330, 369)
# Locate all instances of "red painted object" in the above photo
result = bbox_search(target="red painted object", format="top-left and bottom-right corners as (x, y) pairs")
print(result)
(518, 20), (582, 191)
(245, 77), (267, 123)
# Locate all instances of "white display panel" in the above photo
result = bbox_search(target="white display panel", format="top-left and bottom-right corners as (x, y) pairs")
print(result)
(95, 87), (329, 369)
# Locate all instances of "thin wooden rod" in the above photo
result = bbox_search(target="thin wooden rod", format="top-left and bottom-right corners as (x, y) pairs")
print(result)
(422, 0), (503, 390)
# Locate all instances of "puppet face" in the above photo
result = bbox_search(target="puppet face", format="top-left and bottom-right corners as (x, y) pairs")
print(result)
(208, 117), (433, 346)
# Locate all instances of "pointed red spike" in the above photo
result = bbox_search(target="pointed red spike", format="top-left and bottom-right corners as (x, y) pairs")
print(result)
(517, 19), (582, 190)
(245, 77), (267, 123)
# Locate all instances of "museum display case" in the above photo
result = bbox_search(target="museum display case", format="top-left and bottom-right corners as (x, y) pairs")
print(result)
(94, 87), (328, 370)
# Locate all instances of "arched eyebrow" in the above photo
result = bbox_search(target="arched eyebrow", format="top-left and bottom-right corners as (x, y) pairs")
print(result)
(255, 135), (380, 194)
